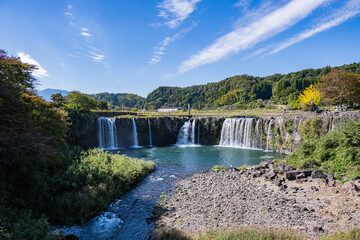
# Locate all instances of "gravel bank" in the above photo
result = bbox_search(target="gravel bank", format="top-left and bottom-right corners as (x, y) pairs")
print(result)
(156, 164), (360, 239)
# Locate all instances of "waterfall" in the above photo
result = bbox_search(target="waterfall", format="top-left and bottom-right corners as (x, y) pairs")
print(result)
(98, 117), (118, 149)
(266, 119), (274, 150)
(191, 119), (196, 144)
(255, 118), (262, 149)
(197, 120), (200, 144)
(148, 119), (153, 146)
(131, 118), (139, 148)
(219, 117), (262, 149)
(176, 119), (197, 146)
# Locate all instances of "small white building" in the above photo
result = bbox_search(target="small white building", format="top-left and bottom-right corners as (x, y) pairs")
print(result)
(157, 107), (183, 113)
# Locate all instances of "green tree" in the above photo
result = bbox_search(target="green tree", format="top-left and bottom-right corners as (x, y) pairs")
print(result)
(65, 91), (98, 112)
(51, 92), (67, 107)
(98, 100), (109, 110)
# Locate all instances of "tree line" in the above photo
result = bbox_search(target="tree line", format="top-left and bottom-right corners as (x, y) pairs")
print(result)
(87, 62), (360, 111)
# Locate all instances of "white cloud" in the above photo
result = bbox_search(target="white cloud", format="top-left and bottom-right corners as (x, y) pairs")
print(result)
(60, 62), (66, 69)
(81, 32), (92, 37)
(18, 52), (49, 79)
(149, 23), (197, 65)
(179, 0), (327, 73)
(157, 0), (202, 29)
(81, 27), (88, 32)
(269, 0), (360, 54)
(68, 4), (72, 10)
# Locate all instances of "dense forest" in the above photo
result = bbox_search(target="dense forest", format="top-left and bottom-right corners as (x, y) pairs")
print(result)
(90, 62), (360, 110)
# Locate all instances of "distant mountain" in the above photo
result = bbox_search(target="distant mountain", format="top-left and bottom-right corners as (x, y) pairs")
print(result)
(37, 88), (70, 101)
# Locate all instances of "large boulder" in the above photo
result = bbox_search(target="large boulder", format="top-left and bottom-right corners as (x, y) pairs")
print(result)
(311, 170), (327, 179)
(300, 169), (312, 177)
(285, 170), (300, 180)
(263, 170), (276, 180)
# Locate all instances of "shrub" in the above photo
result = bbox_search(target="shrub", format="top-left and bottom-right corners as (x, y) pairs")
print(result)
(286, 120), (360, 178)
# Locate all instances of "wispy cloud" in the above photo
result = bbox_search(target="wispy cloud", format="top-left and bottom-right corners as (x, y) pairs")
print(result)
(179, 0), (327, 73)
(269, 0), (360, 55)
(149, 23), (197, 65)
(157, 0), (202, 29)
(64, 4), (108, 68)
(60, 62), (66, 69)
(81, 31), (92, 37)
(18, 52), (49, 79)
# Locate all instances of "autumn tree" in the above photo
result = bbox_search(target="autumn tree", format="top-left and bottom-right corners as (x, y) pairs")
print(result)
(298, 85), (321, 111)
(319, 69), (360, 107)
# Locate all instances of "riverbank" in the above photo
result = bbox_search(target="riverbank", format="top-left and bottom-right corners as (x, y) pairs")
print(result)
(155, 161), (360, 239)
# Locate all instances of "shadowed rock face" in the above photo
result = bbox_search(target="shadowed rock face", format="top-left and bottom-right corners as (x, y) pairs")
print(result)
(70, 111), (360, 151)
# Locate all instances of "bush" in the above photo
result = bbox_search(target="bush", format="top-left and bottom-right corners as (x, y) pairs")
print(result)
(50, 149), (156, 224)
(285, 120), (360, 178)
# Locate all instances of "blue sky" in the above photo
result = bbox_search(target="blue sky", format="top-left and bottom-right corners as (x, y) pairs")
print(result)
(1, 0), (360, 97)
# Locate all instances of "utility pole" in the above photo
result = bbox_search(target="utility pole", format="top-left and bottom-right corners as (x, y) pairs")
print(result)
(188, 103), (191, 115)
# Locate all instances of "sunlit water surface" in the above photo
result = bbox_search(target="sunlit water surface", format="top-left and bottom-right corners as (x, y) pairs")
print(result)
(55, 146), (283, 240)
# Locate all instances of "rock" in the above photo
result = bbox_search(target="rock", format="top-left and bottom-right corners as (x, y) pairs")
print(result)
(274, 177), (283, 187)
(285, 170), (300, 180)
(296, 173), (306, 179)
(284, 165), (294, 172)
(263, 170), (276, 180)
(268, 163), (275, 171)
(260, 162), (269, 168)
(311, 170), (327, 179)
(301, 169), (312, 177)
(327, 174), (334, 181)
(313, 226), (324, 233)
(352, 176), (360, 180)
(252, 171), (261, 178)
(277, 162), (286, 174)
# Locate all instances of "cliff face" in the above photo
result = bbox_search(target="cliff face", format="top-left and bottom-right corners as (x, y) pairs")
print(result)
(264, 112), (360, 154)
(69, 111), (359, 154)
(115, 117), (188, 147)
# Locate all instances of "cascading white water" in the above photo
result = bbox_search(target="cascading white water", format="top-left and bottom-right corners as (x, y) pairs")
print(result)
(191, 119), (196, 144)
(255, 118), (262, 149)
(219, 118), (262, 149)
(176, 119), (197, 145)
(131, 118), (139, 148)
(197, 120), (200, 144)
(266, 119), (274, 150)
(148, 119), (153, 146)
(98, 117), (118, 149)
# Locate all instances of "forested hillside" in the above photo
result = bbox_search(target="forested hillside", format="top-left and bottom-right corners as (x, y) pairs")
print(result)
(55, 62), (360, 111)
(143, 62), (360, 110)
(91, 92), (145, 110)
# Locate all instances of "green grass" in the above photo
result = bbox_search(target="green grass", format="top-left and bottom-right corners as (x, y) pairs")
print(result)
(154, 227), (360, 240)
(211, 165), (229, 172)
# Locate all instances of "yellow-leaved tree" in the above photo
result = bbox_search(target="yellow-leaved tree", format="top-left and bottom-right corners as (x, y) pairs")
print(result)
(298, 85), (321, 111)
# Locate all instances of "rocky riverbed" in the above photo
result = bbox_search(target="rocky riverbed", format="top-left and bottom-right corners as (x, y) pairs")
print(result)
(155, 161), (360, 239)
